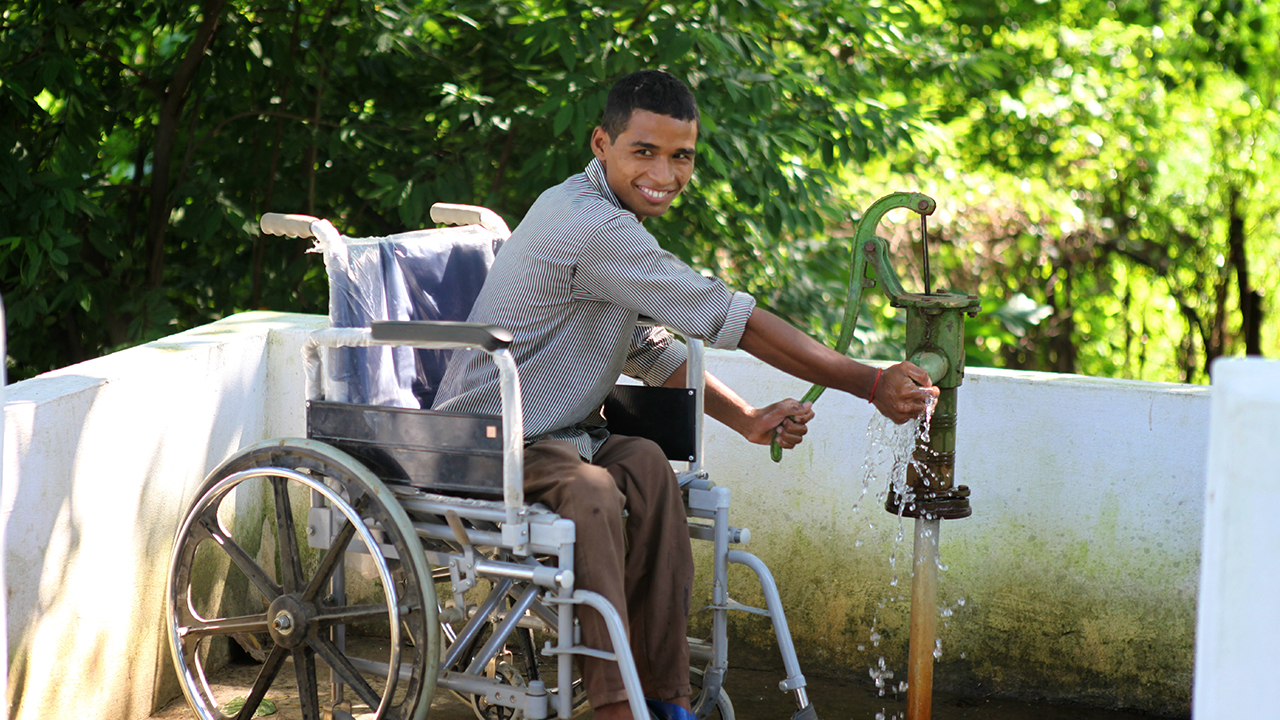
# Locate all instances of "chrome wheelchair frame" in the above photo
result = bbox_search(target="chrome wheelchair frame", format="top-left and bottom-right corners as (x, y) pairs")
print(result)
(165, 205), (817, 720)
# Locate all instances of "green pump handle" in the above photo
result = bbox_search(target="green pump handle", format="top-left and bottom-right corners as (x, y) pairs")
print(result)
(769, 192), (936, 462)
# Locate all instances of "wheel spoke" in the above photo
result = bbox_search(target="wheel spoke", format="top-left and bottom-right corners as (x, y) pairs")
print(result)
(178, 613), (270, 639)
(302, 517), (358, 603)
(308, 633), (386, 712)
(200, 516), (283, 601)
(294, 645), (323, 720)
(237, 644), (289, 720)
(314, 602), (402, 626)
(273, 477), (307, 594)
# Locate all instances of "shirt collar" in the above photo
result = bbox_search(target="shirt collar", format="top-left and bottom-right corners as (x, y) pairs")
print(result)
(585, 158), (625, 212)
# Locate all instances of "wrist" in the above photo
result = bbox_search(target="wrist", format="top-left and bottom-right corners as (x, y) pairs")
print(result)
(739, 405), (764, 438)
(868, 367), (885, 404)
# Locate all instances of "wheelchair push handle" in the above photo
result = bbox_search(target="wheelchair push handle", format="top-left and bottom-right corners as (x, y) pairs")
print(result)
(431, 203), (512, 238)
(261, 213), (322, 239)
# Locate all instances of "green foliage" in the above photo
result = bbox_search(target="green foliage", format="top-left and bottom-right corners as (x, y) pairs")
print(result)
(864, 0), (1280, 382)
(1, 0), (942, 379)
(3, 0), (1276, 385)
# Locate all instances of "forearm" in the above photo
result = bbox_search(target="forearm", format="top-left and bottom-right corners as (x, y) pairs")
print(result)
(736, 307), (880, 399)
(662, 361), (755, 437)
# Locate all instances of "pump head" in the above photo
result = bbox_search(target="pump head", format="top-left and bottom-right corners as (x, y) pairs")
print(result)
(845, 194), (981, 520)
(770, 193), (981, 520)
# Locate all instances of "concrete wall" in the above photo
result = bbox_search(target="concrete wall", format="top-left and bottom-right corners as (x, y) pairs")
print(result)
(1, 312), (326, 720)
(1193, 358), (1280, 719)
(698, 352), (1206, 717)
(2, 312), (1208, 718)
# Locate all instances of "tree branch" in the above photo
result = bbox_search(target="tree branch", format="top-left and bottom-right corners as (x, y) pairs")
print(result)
(144, 0), (227, 291)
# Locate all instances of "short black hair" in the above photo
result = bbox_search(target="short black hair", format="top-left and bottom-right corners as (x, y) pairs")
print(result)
(600, 70), (699, 140)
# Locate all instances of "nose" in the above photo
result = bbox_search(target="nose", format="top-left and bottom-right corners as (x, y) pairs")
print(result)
(649, 157), (676, 185)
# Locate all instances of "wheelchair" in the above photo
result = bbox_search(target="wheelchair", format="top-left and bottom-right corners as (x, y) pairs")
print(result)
(165, 204), (819, 720)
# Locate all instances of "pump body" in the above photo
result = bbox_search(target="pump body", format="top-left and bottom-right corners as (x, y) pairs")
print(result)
(837, 194), (981, 519)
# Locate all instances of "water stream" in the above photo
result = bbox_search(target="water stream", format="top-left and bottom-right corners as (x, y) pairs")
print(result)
(856, 396), (949, 719)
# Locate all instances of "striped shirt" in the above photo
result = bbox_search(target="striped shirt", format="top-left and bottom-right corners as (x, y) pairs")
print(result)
(432, 158), (756, 460)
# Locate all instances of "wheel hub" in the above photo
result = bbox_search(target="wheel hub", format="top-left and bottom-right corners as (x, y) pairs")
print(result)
(266, 594), (314, 649)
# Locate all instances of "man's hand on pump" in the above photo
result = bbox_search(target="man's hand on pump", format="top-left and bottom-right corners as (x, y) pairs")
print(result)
(737, 307), (940, 427)
(748, 398), (814, 448)
(871, 362), (940, 425)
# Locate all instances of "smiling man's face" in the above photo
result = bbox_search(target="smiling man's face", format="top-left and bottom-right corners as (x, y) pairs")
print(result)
(590, 109), (698, 220)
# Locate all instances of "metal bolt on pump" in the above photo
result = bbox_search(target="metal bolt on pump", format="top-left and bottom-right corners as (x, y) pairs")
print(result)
(774, 192), (981, 720)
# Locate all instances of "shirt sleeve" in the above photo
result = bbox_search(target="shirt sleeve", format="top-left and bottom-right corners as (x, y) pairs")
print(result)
(574, 213), (756, 351)
(622, 324), (688, 386)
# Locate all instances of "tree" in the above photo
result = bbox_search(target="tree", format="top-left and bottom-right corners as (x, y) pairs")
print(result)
(876, 0), (1280, 382)
(2, 0), (947, 380)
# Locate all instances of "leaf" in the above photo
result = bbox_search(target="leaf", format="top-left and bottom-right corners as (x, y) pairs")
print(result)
(558, 37), (577, 71)
(552, 103), (574, 137)
(992, 293), (1053, 337)
(221, 697), (277, 717)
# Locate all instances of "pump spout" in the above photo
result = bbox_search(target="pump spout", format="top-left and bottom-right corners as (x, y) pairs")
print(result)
(907, 350), (949, 386)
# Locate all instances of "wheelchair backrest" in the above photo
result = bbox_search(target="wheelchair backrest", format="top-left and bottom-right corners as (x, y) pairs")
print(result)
(322, 224), (504, 408)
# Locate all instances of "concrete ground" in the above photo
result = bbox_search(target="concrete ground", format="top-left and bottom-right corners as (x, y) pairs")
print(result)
(150, 655), (1170, 720)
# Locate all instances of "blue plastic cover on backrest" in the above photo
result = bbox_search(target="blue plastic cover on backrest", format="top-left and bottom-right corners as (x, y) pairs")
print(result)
(320, 224), (503, 408)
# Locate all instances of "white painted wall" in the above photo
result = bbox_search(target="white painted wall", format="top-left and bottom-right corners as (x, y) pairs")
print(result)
(1, 297), (8, 720)
(1193, 358), (1280, 720)
(1, 312), (325, 720)
(1, 312), (1216, 718)
(698, 352), (1209, 715)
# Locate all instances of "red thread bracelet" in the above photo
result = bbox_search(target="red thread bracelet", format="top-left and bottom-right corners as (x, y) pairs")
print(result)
(868, 367), (884, 404)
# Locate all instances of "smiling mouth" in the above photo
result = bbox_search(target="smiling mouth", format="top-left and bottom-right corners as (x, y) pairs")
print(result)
(638, 186), (676, 202)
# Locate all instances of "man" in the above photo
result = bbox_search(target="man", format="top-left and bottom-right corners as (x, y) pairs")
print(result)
(434, 70), (937, 720)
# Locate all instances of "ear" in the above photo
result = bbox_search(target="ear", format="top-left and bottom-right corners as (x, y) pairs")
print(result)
(590, 126), (610, 162)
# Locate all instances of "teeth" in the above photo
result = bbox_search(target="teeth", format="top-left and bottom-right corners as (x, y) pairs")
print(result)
(640, 187), (670, 200)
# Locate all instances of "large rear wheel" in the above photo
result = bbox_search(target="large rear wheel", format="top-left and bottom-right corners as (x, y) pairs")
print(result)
(167, 438), (437, 720)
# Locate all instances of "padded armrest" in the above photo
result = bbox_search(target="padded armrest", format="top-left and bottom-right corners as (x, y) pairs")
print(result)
(371, 321), (513, 351)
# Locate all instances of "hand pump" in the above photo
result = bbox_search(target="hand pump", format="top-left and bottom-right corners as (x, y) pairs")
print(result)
(773, 192), (981, 719)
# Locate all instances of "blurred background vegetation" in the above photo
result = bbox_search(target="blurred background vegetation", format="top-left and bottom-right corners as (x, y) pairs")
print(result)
(2, 0), (1276, 383)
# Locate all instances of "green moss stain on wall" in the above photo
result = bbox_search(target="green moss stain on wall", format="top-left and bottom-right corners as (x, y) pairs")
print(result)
(693, 486), (1195, 717)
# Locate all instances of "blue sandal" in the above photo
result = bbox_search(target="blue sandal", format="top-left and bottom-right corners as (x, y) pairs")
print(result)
(645, 698), (697, 720)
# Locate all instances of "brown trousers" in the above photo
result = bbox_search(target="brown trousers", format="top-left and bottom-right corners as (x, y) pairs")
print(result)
(523, 434), (694, 707)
